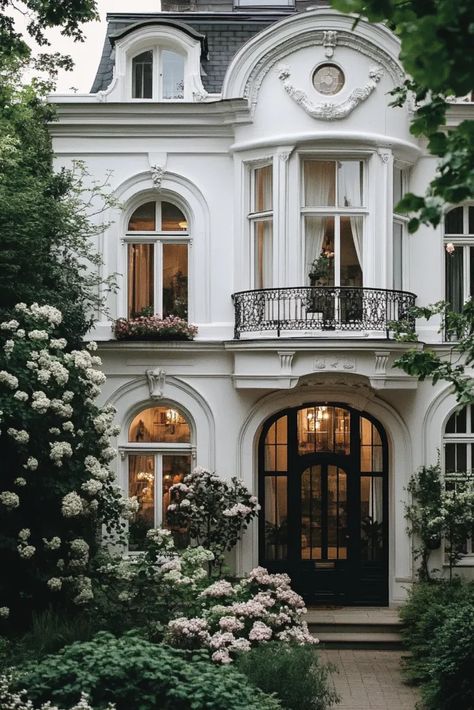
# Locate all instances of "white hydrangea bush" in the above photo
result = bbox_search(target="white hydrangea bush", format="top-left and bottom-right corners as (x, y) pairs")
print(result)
(0, 673), (115, 710)
(0, 304), (130, 622)
(166, 565), (317, 664)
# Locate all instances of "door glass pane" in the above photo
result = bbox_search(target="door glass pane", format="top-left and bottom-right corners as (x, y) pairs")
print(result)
(254, 165), (273, 212)
(298, 406), (350, 455)
(360, 476), (384, 561)
(129, 454), (155, 550)
(360, 417), (383, 472)
(132, 51), (153, 99)
(304, 161), (336, 207)
(162, 50), (184, 99)
(301, 465), (322, 560)
(163, 454), (191, 529)
(445, 247), (464, 312)
(337, 161), (363, 207)
(128, 244), (154, 318)
(305, 216), (335, 285)
(161, 202), (187, 231)
(162, 244), (188, 319)
(128, 202), (156, 231)
(340, 216), (363, 287)
(129, 406), (190, 443)
(327, 465), (347, 560)
(393, 221), (403, 290)
(264, 476), (288, 560)
(254, 220), (273, 288)
(445, 207), (463, 234)
(264, 416), (287, 471)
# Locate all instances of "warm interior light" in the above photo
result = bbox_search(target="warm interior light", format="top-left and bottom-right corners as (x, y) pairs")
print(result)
(165, 408), (179, 425)
(178, 220), (188, 230)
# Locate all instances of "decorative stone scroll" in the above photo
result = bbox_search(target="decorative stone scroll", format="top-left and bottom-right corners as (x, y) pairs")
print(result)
(323, 31), (338, 58)
(277, 65), (383, 120)
(146, 368), (166, 399)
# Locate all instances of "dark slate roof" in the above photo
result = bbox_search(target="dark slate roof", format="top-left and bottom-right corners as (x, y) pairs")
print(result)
(91, 11), (293, 94)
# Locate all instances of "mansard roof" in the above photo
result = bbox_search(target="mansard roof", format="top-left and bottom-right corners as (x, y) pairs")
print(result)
(91, 3), (327, 95)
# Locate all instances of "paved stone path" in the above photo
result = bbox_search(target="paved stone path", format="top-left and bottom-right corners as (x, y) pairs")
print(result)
(319, 649), (420, 709)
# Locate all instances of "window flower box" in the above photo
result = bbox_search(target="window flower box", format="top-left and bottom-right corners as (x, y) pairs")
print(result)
(113, 315), (198, 341)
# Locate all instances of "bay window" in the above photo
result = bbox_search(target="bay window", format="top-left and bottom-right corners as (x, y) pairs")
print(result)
(126, 200), (189, 319)
(302, 160), (364, 288)
(127, 405), (192, 550)
(132, 47), (185, 100)
(445, 205), (474, 312)
(249, 164), (273, 289)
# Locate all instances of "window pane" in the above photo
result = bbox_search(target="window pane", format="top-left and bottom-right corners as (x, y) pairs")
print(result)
(446, 407), (467, 433)
(469, 207), (474, 235)
(327, 465), (347, 560)
(132, 51), (153, 99)
(360, 476), (384, 561)
(340, 216), (363, 287)
(129, 454), (155, 550)
(128, 244), (154, 318)
(470, 247), (474, 299)
(254, 220), (273, 288)
(162, 244), (188, 319)
(163, 454), (191, 530)
(337, 161), (363, 207)
(393, 221), (403, 290)
(254, 165), (273, 212)
(301, 465), (322, 560)
(265, 476), (288, 560)
(445, 247), (464, 312)
(128, 202), (156, 231)
(161, 202), (187, 231)
(298, 406), (350, 455)
(264, 416), (287, 471)
(393, 167), (403, 209)
(129, 406), (190, 443)
(162, 50), (184, 99)
(445, 207), (463, 234)
(304, 161), (335, 207)
(305, 216), (334, 285)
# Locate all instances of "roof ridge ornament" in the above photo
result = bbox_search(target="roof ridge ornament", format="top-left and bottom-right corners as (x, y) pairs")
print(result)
(277, 64), (383, 121)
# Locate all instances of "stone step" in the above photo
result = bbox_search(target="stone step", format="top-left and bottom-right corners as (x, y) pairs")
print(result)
(314, 631), (403, 650)
(306, 607), (404, 649)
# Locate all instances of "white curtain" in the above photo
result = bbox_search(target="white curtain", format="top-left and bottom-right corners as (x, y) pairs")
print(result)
(338, 161), (363, 273)
(305, 217), (330, 280)
(255, 165), (273, 212)
(255, 220), (273, 289)
(304, 161), (335, 207)
(128, 244), (154, 317)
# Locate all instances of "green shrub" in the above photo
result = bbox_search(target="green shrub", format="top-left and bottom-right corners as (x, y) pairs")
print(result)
(15, 631), (282, 710)
(421, 603), (474, 710)
(236, 641), (339, 710)
(399, 579), (474, 684)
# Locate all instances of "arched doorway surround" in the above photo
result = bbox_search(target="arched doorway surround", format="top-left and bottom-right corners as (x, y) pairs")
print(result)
(258, 402), (388, 604)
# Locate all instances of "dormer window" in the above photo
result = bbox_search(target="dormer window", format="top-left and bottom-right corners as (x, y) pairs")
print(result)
(131, 47), (185, 100)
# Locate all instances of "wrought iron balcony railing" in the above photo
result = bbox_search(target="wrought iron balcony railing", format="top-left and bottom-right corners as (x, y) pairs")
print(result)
(232, 286), (416, 339)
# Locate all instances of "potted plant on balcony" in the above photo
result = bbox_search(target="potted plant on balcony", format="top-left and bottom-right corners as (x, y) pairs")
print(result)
(113, 308), (198, 341)
(307, 250), (334, 321)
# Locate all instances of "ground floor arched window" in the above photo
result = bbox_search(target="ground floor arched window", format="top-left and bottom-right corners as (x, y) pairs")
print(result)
(126, 404), (193, 550)
(259, 403), (388, 604)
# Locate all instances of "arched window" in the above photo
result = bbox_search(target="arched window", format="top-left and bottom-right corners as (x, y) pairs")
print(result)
(444, 205), (474, 313)
(131, 47), (185, 100)
(126, 199), (189, 319)
(443, 404), (474, 558)
(127, 405), (192, 550)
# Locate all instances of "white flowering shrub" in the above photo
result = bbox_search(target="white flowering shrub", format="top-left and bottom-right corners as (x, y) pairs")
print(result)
(167, 467), (260, 573)
(0, 674), (115, 710)
(0, 304), (129, 623)
(166, 566), (317, 664)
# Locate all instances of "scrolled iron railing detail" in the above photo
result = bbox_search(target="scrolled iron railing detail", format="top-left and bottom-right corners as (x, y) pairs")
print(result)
(232, 287), (416, 339)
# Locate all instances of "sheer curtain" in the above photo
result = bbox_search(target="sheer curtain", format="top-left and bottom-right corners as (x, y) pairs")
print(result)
(253, 166), (273, 288)
(305, 217), (329, 279)
(304, 162), (335, 282)
(128, 244), (154, 317)
(338, 161), (363, 273)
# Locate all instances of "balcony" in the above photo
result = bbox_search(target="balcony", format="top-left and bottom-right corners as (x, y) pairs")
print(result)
(232, 286), (416, 339)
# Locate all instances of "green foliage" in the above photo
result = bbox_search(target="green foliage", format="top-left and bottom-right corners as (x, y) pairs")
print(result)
(0, 62), (117, 346)
(236, 642), (339, 710)
(14, 632), (282, 710)
(400, 580), (474, 709)
(331, 0), (474, 228)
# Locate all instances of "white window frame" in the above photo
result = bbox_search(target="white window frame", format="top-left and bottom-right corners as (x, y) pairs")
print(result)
(300, 158), (367, 287)
(443, 404), (474, 562)
(248, 161), (274, 290)
(444, 204), (474, 306)
(392, 166), (409, 291)
(130, 46), (186, 101)
(124, 200), (190, 319)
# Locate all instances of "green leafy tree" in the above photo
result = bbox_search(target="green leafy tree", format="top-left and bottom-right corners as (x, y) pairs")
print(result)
(332, 0), (474, 231)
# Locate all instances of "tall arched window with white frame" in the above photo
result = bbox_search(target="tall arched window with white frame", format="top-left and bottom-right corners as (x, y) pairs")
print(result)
(443, 404), (474, 559)
(444, 204), (474, 313)
(302, 159), (365, 288)
(125, 199), (189, 319)
(249, 163), (273, 289)
(126, 404), (193, 550)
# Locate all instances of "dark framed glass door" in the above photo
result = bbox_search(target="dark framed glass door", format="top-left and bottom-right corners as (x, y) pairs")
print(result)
(259, 404), (388, 605)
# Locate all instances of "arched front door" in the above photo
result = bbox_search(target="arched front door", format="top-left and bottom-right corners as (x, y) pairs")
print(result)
(259, 404), (388, 605)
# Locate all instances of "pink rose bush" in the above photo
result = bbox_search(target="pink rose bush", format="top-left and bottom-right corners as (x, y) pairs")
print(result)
(167, 467), (260, 573)
(113, 315), (197, 341)
(166, 565), (317, 664)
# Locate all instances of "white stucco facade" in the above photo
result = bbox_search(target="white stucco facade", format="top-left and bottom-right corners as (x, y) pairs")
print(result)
(49, 5), (474, 605)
